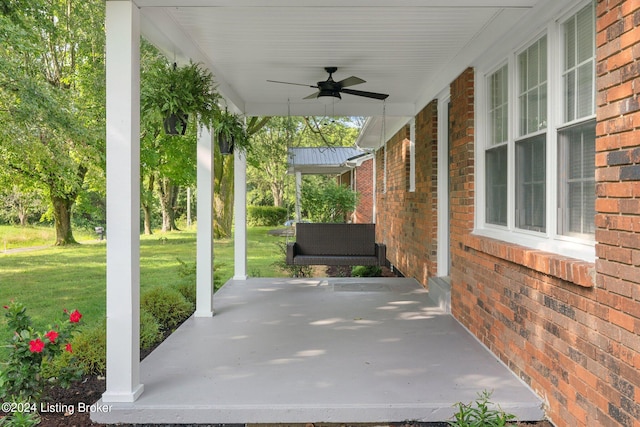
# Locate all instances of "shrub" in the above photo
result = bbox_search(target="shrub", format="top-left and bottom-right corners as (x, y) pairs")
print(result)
(351, 265), (382, 277)
(140, 309), (162, 350)
(301, 180), (358, 223)
(174, 258), (226, 299)
(247, 205), (288, 226)
(69, 323), (107, 376)
(141, 287), (193, 331)
(174, 258), (197, 306)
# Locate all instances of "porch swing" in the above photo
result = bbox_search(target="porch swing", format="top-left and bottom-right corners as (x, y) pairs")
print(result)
(285, 102), (386, 267)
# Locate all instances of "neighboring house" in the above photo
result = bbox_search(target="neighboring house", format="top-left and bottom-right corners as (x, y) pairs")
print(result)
(338, 156), (375, 224)
(355, 1), (640, 426)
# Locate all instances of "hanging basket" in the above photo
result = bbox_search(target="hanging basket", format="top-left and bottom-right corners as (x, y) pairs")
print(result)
(217, 133), (234, 155)
(163, 113), (188, 135)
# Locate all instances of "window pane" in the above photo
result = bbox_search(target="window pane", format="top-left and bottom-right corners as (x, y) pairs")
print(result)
(577, 63), (594, 117)
(565, 17), (576, 69)
(563, 3), (595, 122)
(486, 145), (508, 226)
(565, 71), (576, 121)
(516, 134), (546, 232)
(519, 36), (547, 136)
(577, 5), (595, 63)
(558, 120), (596, 238)
(489, 65), (509, 145)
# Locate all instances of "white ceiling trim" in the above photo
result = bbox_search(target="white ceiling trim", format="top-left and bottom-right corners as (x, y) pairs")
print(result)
(133, 0), (537, 8)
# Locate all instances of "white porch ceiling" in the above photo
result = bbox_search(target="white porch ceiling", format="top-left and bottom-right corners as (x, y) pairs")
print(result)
(133, 0), (542, 146)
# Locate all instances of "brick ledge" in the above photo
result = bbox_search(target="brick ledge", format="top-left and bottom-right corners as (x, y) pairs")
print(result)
(463, 234), (595, 288)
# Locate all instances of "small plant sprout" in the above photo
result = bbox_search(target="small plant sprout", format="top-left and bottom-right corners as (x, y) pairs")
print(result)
(449, 390), (517, 427)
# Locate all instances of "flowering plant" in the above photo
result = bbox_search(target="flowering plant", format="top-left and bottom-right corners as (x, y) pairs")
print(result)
(0, 301), (84, 404)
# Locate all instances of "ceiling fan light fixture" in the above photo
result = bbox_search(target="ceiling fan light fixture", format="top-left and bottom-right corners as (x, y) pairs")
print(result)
(317, 90), (341, 104)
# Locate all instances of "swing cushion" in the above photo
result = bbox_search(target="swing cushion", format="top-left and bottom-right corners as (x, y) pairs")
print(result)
(286, 223), (386, 266)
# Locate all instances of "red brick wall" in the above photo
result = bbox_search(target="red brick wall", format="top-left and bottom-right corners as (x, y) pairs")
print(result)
(354, 158), (374, 224)
(373, 4), (640, 426)
(593, 0), (640, 425)
(338, 159), (374, 223)
(447, 5), (640, 423)
(375, 101), (438, 285)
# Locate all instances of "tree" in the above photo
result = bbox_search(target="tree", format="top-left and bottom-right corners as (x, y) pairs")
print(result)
(0, 181), (46, 226)
(0, 0), (106, 245)
(247, 117), (299, 208)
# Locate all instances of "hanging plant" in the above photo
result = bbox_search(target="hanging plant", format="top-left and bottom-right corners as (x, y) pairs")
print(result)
(213, 108), (249, 155)
(142, 61), (220, 135)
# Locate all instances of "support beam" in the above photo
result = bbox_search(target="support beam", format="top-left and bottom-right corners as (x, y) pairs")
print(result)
(103, 0), (143, 403)
(195, 125), (215, 317)
(233, 149), (248, 280)
(295, 171), (302, 222)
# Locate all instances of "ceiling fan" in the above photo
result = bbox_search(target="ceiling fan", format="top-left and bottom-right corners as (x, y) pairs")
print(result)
(267, 67), (389, 102)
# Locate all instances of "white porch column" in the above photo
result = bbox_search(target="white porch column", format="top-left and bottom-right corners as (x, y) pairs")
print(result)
(103, 0), (143, 403)
(233, 149), (248, 280)
(195, 125), (215, 316)
(295, 171), (302, 222)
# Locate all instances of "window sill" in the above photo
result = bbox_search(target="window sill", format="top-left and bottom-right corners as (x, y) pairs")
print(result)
(463, 234), (595, 288)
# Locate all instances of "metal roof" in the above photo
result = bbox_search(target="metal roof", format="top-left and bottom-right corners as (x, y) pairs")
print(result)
(287, 147), (369, 175)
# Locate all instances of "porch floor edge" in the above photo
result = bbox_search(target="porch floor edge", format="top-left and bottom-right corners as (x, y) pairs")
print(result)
(91, 400), (544, 424)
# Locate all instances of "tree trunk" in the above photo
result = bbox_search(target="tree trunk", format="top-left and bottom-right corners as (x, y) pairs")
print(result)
(142, 204), (153, 235)
(17, 206), (27, 227)
(214, 150), (234, 238)
(158, 177), (180, 232)
(141, 173), (155, 235)
(51, 195), (77, 245)
(271, 181), (284, 207)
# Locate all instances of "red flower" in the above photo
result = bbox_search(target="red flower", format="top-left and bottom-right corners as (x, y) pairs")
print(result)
(2, 305), (8, 309)
(64, 343), (73, 353)
(29, 338), (45, 353)
(45, 330), (59, 343)
(69, 309), (82, 323)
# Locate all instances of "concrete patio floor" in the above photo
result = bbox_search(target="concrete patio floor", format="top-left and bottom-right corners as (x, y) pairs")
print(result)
(92, 277), (545, 425)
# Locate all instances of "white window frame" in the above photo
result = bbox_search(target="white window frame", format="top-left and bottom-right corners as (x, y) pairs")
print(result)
(475, 0), (596, 262)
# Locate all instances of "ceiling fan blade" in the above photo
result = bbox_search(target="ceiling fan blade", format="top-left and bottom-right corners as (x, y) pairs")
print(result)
(303, 91), (319, 100)
(267, 79), (317, 88)
(341, 88), (389, 100)
(338, 76), (366, 88)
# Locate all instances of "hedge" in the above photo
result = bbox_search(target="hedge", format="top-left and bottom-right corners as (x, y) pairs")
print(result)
(247, 205), (288, 226)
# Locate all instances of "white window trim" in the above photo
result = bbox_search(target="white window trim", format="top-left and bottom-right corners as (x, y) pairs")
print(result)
(474, 1), (596, 263)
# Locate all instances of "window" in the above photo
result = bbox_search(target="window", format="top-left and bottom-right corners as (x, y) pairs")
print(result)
(479, 1), (595, 259)
(516, 36), (547, 232)
(558, 120), (596, 237)
(563, 5), (595, 122)
(559, 3), (595, 239)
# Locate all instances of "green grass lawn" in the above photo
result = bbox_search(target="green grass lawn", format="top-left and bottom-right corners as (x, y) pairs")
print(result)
(0, 225), (291, 360)
(0, 224), (97, 250)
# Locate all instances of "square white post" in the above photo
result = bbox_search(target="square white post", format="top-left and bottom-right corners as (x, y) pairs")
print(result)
(234, 149), (248, 280)
(196, 125), (215, 316)
(103, 0), (143, 403)
(295, 171), (302, 222)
